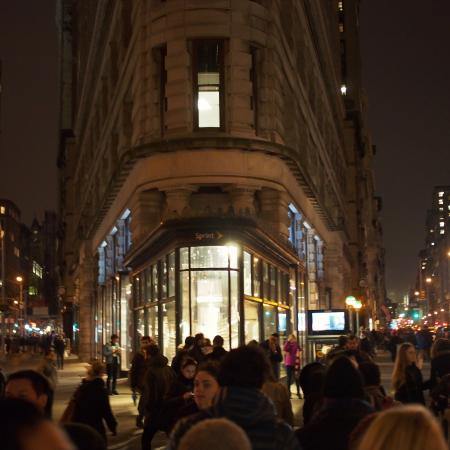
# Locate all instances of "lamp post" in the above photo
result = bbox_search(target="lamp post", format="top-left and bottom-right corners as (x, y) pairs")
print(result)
(353, 300), (363, 335)
(345, 296), (357, 332)
(16, 276), (23, 335)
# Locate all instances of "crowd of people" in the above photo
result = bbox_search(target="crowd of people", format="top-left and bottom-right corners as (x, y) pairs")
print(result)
(0, 327), (449, 450)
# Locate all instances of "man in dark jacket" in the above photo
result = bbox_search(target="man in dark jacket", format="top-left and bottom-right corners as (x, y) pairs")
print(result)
(205, 335), (228, 362)
(167, 345), (300, 450)
(130, 335), (152, 427)
(260, 333), (283, 380)
(141, 345), (176, 450)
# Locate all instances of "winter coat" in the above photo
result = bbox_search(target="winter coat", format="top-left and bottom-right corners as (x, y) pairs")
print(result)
(142, 353), (176, 421)
(262, 381), (294, 425)
(205, 346), (228, 362)
(103, 342), (121, 365)
(296, 398), (374, 450)
(159, 374), (194, 432)
(129, 351), (148, 391)
(71, 377), (117, 440)
(429, 350), (450, 390)
(260, 341), (283, 378)
(416, 330), (433, 350)
(364, 385), (387, 411)
(167, 386), (300, 450)
(283, 341), (300, 367)
(394, 363), (426, 405)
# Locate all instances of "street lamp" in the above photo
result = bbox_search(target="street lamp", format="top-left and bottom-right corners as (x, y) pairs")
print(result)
(16, 276), (24, 335)
(426, 277), (432, 283)
(353, 300), (362, 333)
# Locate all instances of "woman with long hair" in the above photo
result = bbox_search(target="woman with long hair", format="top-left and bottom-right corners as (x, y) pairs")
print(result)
(356, 404), (447, 450)
(392, 342), (426, 404)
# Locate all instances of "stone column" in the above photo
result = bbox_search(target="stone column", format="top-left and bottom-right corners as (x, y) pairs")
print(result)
(78, 240), (96, 361)
(323, 239), (345, 308)
(129, 189), (163, 245)
(226, 185), (257, 217)
(259, 188), (291, 240)
(161, 186), (196, 220)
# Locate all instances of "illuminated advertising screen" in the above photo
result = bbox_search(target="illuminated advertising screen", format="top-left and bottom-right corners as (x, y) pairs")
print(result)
(307, 309), (349, 336)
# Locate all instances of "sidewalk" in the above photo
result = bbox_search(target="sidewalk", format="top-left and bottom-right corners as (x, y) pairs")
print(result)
(0, 354), (144, 450)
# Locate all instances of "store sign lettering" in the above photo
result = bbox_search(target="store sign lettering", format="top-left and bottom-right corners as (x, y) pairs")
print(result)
(195, 232), (224, 241)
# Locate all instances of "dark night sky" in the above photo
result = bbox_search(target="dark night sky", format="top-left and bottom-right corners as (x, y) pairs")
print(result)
(360, 0), (450, 300)
(0, 1), (449, 300)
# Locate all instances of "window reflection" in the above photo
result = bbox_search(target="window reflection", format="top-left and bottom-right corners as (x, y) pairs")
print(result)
(244, 252), (252, 295)
(162, 302), (176, 361)
(245, 301), (259, 343)
(263, 304), (277, 339)
(191, 271), (229, 341)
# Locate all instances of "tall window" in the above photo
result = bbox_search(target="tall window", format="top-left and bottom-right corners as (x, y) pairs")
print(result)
(193, 40), (224, 129)
(153, 46), (167, 135)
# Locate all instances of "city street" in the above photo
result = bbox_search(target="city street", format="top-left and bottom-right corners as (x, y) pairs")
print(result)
(1, 350), (426, 450)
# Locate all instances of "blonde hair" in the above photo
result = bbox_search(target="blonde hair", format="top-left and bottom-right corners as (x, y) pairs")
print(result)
(392, 342), (414, 391)
(356, 405), (446, 450)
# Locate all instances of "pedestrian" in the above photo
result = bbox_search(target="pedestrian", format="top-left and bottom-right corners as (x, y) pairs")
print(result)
(427, 338), (450, 416)
(54, 335), (65, 370)
(159, 357), (197, 433)
(172, 336), (195, 375)
(178, 418), (252, 450)
(344, 334), (372, 364)
(188, 333), (206, 364)
(387, 331), (402, 362)
(356, 404), (447, 450)
(141, 344), (175, 450)
(0, 397), (75, 450)
(260, 333), (283, 380)
(40, 350), (58, 384)
(205, 335), (228, 362)
(428, 338), (450, 390)
(283, 333), (301, 397)
(171, 361), (221, 425)
(67, 359), (117, 443)
(298, 362), (326, 425)
(103, 334), (121, 395)
(359, 361), (392, 411)
(296, 357), (374, 450)
(129, 335), (152, 427)
(5, 369), (54, 419)
(201, 338), (213, 357)
(262, 367), (294, 426)
(392, 342), (426, 405)
(168, 345), (300, 450)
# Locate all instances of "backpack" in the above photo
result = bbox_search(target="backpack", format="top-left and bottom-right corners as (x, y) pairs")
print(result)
(430, 374), (450, 415)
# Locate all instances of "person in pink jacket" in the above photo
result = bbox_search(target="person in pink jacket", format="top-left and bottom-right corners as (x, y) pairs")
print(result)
(284, 334), (302, 398)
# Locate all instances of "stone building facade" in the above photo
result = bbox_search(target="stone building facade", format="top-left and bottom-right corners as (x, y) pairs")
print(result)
(58, 0), (385, 363)
(417, 186), (450, 325)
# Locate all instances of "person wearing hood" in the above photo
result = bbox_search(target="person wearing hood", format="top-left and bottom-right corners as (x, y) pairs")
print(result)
(141, 344), (175, 450)
(296, 356), (373, 450)
(68, 360), (117, 443)
(167, 345), (300, 450)
(428, 338), (450, 390)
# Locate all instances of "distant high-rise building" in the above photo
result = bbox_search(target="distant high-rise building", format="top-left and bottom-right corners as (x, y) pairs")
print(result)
(58, 0), (386, 362)
(417, 186), (450, 324)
